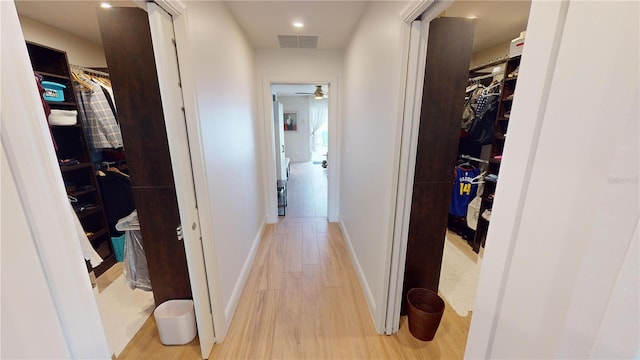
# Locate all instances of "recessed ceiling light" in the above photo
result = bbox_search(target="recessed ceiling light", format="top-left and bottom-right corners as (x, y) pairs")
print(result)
(293, 21), (304, 28)
(466, 15), (477, 19)
(100, 2), (112, 8)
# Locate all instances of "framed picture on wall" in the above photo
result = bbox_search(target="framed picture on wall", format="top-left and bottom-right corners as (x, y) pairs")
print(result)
(284, 112), (298, 131)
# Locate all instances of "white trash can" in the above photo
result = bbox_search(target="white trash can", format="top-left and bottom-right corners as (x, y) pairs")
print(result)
(154, 299), (197, 345)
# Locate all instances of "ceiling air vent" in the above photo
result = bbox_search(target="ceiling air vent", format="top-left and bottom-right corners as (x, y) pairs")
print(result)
(277, 35), (319, 49)
(298, 36), (319, 49)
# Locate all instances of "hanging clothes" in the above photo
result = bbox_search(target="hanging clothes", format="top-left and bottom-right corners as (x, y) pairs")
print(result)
(97, 170), (136, 236)
(76, 76), (123, 150)
(468, 89), (499, 145)
(449, 165), (480, 217)
(116, 211), (152, 291)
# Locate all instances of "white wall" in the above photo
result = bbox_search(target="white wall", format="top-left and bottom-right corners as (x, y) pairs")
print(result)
(18, 15), (107, 67)
(174, 1), (264, 334)
(279, 96), (311, 162)
(339, 0), (410, 332)
(255, 49), (342, 222)
(255, 49), (342, 81)
(1, 148), (71, 359)
(469, 41), (510, 69)
(466, 0), (639, 357)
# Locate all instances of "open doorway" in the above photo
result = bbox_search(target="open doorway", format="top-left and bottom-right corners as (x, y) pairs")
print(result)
(14, 2), (214, 358)
(271, 83), (329, 218)
(390, 0), (533, 342)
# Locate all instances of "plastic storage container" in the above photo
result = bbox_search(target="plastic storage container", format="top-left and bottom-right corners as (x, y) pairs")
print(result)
(48, 109), (77, 126)
(509, 31), (526, 58)
(154, 299), (197, 345)
(41, 81), (66, 102)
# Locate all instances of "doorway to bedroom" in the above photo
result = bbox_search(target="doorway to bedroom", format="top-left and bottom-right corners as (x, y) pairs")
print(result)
(271, 83), (329, 218)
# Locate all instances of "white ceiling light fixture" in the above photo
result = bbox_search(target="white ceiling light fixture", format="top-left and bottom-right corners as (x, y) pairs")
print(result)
(100, 2), (112, 8)
(293, 21), (304, 28)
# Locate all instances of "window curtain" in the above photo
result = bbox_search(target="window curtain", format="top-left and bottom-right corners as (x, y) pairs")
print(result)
(309, 98), (328, 152)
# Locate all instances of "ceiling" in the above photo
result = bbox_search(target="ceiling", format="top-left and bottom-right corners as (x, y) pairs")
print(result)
(272, 83), (328, 97)
(14, 0), (530, 53)
(225, 1), (367, 50)
(15, 1), (530, 98)
(445, 1), (531, 53)
(15, 0), (137, 45)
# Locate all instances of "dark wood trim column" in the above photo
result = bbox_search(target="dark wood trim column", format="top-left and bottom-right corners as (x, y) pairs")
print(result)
(402, 17), (475, 310)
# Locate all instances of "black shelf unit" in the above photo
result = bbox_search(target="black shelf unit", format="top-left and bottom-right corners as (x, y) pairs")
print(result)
(26, 41), (116, 276)
(471, 55), (521, 253)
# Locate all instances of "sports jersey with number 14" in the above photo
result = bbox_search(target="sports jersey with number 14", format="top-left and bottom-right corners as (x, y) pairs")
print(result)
(449, 165), (480, 217)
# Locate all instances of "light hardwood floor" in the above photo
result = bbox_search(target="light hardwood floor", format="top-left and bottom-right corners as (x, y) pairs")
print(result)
(118, 163), (471, 358)
(118, 219), (471, 359)
(285, 162), (327, 218)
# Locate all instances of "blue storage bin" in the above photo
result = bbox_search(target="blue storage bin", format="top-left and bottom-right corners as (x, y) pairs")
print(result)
(41, 81), (66, 102)
(111, 235), (126, 262)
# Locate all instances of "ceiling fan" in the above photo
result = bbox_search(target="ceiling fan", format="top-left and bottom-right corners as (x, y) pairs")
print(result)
(295, 85), (328, 99)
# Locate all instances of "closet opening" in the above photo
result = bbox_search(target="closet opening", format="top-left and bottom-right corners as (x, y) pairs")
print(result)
(16, 3), (212, 358)
(271, 83), (329, 219)
(397, 0), (532, 344)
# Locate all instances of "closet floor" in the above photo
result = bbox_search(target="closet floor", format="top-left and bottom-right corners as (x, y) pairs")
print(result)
(94, 262), (155, 358)
(439, 230), (484, 317)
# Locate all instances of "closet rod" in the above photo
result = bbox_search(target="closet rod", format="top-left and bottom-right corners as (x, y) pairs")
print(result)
(70, 64), (110, 77)
(461, 154), (489, 164)
(470, 71), (504, 82)
(469, 59), (507, 73)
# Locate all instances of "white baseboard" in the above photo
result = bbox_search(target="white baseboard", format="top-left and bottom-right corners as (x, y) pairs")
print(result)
(338, 217), (377, 326)
(223, 219), (266, 334)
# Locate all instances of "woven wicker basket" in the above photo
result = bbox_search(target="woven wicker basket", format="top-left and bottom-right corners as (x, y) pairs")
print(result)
(407, 288), (445, 341)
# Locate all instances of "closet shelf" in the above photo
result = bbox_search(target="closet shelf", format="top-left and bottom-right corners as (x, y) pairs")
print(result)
(46, 101), (76, 107)
(88, 228), (108, 242)
(51, 123), (81, 128)
(69, 187), (96, 197)
(76, 206), (102, 219)
(28, 41), (115, 277)
(61, 162), (92, 172)
(34, 71), (70, 80)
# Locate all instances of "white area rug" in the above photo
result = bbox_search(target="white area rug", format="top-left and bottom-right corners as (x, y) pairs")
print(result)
(438, 238), (482, 316)
(95, 274), (154, 357)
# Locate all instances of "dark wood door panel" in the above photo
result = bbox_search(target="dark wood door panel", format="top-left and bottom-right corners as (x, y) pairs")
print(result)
(403, 181), (453, 295)
(403, 17), (475, 314)
(98, 8), (175, 188)
(413, 18), (476, 183)
(133, 187), (192, 306)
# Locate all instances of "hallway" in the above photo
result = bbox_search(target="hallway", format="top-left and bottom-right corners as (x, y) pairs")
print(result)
(117, 161), (471, 359)
(285, 162), (328, 218)
(209, 218), (471, 358)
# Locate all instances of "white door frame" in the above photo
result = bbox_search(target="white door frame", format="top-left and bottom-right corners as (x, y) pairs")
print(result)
(2, 2), (111, 357)
(3, 1), (224, 358)
(261, 76), (340, 223)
